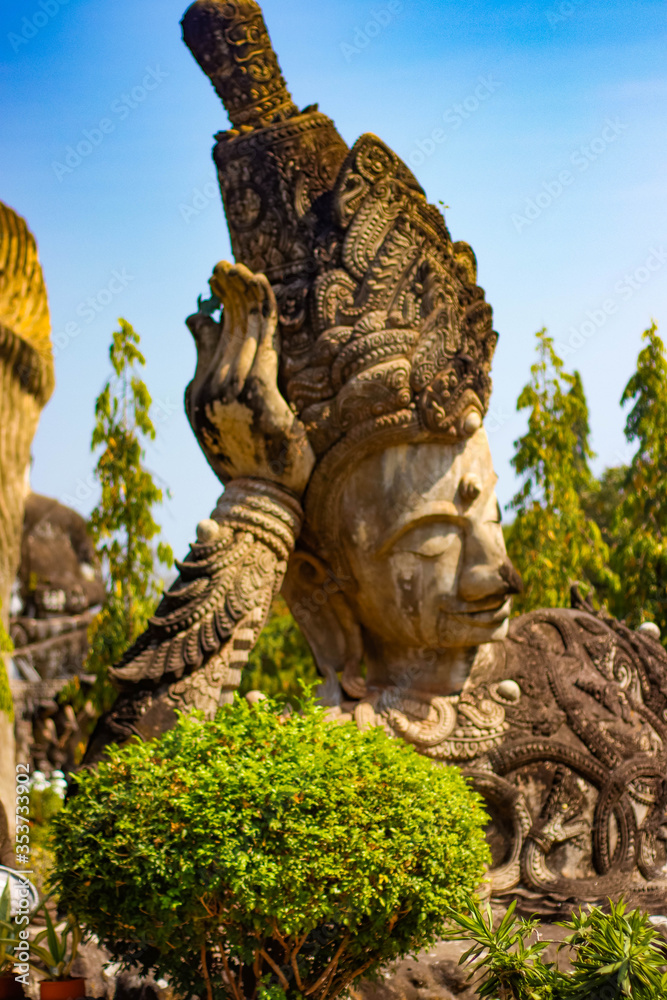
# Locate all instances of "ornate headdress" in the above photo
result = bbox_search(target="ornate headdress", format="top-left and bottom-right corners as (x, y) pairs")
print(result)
(182, 0), (497, 558)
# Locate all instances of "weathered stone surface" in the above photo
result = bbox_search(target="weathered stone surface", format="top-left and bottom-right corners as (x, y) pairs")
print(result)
(83, 477), (304, 764)
(0, 204), (54, 613)
(16, 492), (105, 619)
(357, 938), (479, 1000)
(10, 493), (105, 773)
(0, 201), (54, 844)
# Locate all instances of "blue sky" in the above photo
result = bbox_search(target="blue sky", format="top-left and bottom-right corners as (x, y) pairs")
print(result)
(1, 0), (665, 558)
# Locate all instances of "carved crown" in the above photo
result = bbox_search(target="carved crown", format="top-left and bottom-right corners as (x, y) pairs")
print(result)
(182, 0), (497, 467)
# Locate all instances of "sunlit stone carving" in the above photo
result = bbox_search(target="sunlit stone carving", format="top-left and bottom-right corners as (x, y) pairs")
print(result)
(85, 0), (667, 914)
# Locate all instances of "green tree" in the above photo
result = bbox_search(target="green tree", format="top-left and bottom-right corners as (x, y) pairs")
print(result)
(581, 464), (628, 550)
(505, 329), (616, 614)
(85, 319), (173, 714)
(608, 322), (667, 632)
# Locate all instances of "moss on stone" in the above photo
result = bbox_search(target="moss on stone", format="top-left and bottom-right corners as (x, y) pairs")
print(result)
(0, 610), (15, 719)
(0, 656), (13, 721)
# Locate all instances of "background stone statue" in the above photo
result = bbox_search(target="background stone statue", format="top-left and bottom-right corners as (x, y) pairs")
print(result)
(11, 492), (105, 775)
(85, 0), (667, 914)
(0, 201), (54, 864)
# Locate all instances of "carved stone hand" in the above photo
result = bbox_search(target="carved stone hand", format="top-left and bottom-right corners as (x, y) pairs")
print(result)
(186, 261), (315, 496)
(82, 263), (315, 767)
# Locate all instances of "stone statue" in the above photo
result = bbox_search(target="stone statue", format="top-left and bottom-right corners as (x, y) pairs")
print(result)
(0, 201), (54, 864)
(10, 492), (105, 774)
(85, 0), (667, 914)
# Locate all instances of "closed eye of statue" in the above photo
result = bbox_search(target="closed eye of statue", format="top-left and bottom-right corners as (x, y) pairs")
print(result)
(393, 523), (461, 559)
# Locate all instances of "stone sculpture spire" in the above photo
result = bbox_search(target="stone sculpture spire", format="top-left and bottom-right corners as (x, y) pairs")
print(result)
(182, 0), (350, 283)
(181, 0), (299, 129)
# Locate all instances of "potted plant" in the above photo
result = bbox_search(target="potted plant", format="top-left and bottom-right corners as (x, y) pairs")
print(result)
(30, 909), (85, 1000)
(49, 696), (490, 1000)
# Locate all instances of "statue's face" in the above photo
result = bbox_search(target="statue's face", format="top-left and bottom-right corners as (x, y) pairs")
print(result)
(338, 429), (519, 652)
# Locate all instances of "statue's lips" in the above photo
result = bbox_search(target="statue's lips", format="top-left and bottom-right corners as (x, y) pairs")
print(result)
(448, 598), (512, 627)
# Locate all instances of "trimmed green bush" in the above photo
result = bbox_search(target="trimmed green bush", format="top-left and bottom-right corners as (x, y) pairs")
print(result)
(50, 698), (489, 1000)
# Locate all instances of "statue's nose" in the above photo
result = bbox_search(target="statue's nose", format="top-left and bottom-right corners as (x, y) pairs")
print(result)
(459, 558), (523, 603)
(457, 523), (523, 603)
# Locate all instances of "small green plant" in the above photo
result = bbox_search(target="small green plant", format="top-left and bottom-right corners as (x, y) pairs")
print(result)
(562, 900), (667, 1000)
(29, 910), (83, 981)
(50, 697), (490, 1000)
(447, 895), (667, 999)
(446, 897), (559, 999)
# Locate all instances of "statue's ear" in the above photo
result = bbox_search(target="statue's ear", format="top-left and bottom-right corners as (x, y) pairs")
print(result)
(282, 551), (365, 706)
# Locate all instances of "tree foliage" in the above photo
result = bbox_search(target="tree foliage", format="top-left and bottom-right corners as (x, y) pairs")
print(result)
(581, 465), (628, 551)
(85, 319), (173, 714)
(50, 698), (489, 1000)
(607, 322), (667, 632)
(505, 329), (617, 614)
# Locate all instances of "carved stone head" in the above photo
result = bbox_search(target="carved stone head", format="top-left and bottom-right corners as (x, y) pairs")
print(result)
(182, 0), (521, 706)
